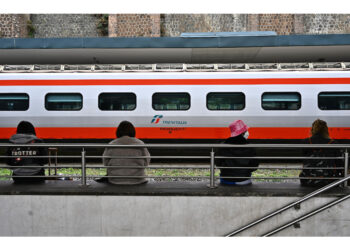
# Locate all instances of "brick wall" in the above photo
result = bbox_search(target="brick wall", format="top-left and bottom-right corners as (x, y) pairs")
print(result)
(0, 14), (29, 38)
(30, 14), (101, 38)
(258, 14), (295, 35)
(109, 14), (160, 37)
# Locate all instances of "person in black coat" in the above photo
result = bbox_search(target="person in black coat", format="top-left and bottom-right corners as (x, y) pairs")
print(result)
(216, 120), (259, 185)
(7, 121), (48, 183)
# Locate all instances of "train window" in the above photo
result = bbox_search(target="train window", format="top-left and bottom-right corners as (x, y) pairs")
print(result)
(0, 93), (29, 111)
(262, 92), (301, 110)
(207, 92), (245, 110)
(152, 93), (190, 110)
(45, 93), (82, 111)
(99, 93), (136, 111)
(318, 92), (350, 110)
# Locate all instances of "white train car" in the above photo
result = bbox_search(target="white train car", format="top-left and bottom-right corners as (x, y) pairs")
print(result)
(1, 63), (350, 142)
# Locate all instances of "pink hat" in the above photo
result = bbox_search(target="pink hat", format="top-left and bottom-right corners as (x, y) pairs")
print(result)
(229, 120), (249, 137)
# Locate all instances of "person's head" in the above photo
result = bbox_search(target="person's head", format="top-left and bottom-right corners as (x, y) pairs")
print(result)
(116, 121), (136, 138)
(16, 121), (36, 136)
(229, 120), (249, 138)
(311, 119), (329, 138)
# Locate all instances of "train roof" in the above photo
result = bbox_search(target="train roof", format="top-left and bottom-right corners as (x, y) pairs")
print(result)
(1, 62), (350, 73)
(1, 33), (350, 64)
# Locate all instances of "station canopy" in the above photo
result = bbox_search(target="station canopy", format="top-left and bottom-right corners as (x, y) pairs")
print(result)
(1, 32), (350, 64)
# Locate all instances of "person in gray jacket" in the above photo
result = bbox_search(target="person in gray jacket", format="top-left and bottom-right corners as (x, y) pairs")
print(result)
(103, 121), (150, 185)
(6, 121), (48, 183)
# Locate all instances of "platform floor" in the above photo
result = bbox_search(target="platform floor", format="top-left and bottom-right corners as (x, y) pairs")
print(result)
(0, 179), (348, 197)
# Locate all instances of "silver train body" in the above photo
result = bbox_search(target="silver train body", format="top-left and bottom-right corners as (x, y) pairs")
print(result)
(1, 69), (350, 142)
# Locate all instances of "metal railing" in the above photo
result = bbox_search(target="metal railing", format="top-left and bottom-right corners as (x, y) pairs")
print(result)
(0, 143), (349, 188)
(225, 173), (350, 237)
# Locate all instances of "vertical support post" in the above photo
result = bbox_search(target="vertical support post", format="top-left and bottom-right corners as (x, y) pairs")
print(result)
(48, 149), (51, 176)
(80, 148), (88, 187)
(54, 148), (58, 176)
(48, 148), (58, 177)
(207, 148), (217, 188)
(344, 149), (349, 187)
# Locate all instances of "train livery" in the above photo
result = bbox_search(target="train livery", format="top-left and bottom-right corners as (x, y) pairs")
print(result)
(1, 66), (350, 142)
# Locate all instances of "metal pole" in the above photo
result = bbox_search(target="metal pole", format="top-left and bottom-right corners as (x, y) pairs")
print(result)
(80, 148), (89, 187)
(207, 148), (217, 188)
(344, 149), (349, 187)
(48, 149), (51, 176)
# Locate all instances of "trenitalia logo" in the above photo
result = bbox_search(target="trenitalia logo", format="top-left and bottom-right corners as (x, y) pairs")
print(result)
(151, 115), (163, 124)
(151, 115), (188, 125)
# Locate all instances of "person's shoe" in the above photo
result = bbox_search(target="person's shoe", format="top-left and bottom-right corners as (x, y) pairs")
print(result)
(94, 177), (109, 183)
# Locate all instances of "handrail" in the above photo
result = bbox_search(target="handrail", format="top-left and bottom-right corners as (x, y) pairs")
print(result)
(1, 143), (350, 148)
(0, 155), (345, 160)
(262, 193), (350, 236)
(225, 174), (350, 237)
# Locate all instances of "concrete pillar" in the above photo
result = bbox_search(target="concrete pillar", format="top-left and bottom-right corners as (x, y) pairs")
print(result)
(294, 14), (305, 34)
(247, 14), (260, 31)
(108, 14), (161, 37)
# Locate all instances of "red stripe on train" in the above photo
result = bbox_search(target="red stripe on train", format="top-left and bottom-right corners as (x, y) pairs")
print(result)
(1, 78), (350, 86)
(1, 127), (350, 140)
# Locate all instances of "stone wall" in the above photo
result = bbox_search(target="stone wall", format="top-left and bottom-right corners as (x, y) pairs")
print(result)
(109, 14), (160, 37)
(160, 14), (350, 36)
(30, 14), (101, 38)
(0, 14), (29, 38)
(302, 14), (350, 34)
(2, 14), (350, 38)
(160, 14), (248, 37)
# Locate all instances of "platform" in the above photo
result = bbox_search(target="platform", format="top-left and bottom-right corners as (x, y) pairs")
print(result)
(2, 34), (350, 64)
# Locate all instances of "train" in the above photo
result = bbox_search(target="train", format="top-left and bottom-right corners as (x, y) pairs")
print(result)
(1, 63), (350, 143)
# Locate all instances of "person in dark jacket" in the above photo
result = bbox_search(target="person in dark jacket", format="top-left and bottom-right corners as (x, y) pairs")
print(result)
(6, 121), (48, 183)
(300, 119), (343, 186)
(216, 120), (259, 185)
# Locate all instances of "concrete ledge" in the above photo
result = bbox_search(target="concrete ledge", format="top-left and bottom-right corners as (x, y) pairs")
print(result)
(0, 180), (348, 197)
(1, 180), (349, 236)
(0, 192), (349, 236)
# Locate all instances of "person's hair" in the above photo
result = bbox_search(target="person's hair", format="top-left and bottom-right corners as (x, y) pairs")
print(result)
(16, 121), (36, 135)
(311, 119), (329, 138)
(116, 121), (136, 138)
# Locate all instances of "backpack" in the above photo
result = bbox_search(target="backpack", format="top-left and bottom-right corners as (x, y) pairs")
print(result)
(299, 138), (344, 186)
